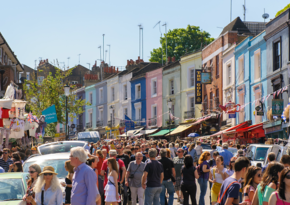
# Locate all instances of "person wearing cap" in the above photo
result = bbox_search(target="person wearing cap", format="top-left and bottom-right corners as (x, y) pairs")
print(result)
(70, 147), (100, 205)
(219, 143), (233, 167)
(26, 166), (63, 205)
(31, 147), (38, 155)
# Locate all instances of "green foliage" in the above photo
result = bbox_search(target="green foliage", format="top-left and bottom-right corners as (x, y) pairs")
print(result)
(149, 25), (214, 64)
(23, 66), (89, 137)
(276, 4), (290, 17)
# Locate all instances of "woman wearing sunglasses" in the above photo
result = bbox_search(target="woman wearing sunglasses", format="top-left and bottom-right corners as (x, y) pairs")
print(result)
(26, 166), (63, 205)
(269, 167), (290, 204)
(23, 164), (41, 204)
(225, 157), (237, 177)
(242, 166), (261, 205)
(252, 162), (284, 205)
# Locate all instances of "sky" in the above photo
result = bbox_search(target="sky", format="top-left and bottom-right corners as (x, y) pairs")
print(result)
(1, 0), (289, 71)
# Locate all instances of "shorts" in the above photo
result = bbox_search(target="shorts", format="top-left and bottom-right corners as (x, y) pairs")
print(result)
(211, 190), (218, 202)
(174, 177), (182, 191)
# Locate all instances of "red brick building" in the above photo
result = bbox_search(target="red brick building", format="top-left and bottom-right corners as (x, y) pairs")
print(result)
(201, 17), (250, 134)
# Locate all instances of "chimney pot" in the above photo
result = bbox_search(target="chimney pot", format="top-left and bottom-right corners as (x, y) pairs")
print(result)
(117, 67), (119, 72)
(127, 60), (129, 66)
(113, 67), (116, 73)
(172, 56), (176, 62)
(168, 57), (171, 62)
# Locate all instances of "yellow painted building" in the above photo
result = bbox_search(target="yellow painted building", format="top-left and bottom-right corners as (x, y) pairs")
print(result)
(180, 51), (202, 122)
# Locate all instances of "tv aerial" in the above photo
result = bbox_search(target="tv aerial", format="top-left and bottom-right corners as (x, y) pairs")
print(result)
(262, 9), (269, 22)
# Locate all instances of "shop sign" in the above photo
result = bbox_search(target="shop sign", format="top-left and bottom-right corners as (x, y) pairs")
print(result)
(195, 70), (202, 104)
(210, 127), (217, 134)
(272, 99), (284, 116)
(42, 105), (57, 124)
(229, 113), (236, 118)
(265, 125), (282, 134)
(201, 72), (212, 84)
(257, 111), (264, 116)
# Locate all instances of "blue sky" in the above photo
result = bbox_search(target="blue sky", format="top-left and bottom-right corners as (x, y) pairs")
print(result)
(1, 0), (288, 71)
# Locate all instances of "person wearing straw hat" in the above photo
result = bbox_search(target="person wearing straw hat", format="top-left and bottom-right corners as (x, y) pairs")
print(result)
(26, 166), (63, 205)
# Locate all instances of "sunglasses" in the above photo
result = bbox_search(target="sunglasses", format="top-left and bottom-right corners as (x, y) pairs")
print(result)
(230, 161), (235, 163)
(285, 174), (290, 179)
(177, 151), (183, 153)
(257, 174), (261, 177)
(134, 148), (139, 150)
(28, 171), (36, 174)
(3, 152), (8, 154)
(43, 173), (53, 176)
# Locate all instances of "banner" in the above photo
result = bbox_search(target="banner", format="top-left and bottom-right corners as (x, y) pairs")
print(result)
(195, 70), (202, 104)
(201, 72), (212, 84)
(42, 105), (58, 124)
(272, 99), (284, 116)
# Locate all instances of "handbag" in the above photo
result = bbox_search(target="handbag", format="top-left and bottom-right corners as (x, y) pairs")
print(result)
(212, 168), (222, 195)
(129, 164), (140, 179)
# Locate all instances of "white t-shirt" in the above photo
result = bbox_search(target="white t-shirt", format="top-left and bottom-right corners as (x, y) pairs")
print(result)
(195, 145), (202, 155)
(226, 169), (234, 177)
(210, 168), (227, 184)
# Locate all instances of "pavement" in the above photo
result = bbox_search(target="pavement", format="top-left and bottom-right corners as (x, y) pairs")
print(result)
(172, 182), (211, 205)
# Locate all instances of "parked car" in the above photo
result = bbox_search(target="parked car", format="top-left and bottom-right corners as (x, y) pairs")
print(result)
(37, 140), (87, 155)
(200, 143), (212, 153)
(245, 144), (273, 167)
(23, 153), (69, 204)
(263, 144), (290, 165)
(0, 173), (29, 204)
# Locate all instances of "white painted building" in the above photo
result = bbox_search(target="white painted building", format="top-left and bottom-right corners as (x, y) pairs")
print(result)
(107, 74), (120, 126)
(119, 71), (132, 121)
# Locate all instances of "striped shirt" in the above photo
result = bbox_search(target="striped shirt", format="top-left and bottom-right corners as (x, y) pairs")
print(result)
(0, 158), (13, 172)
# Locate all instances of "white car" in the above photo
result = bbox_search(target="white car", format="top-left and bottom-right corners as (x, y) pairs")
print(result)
(37, 140), (87, 155)
(23, 153), (70, 203)
(245, 144), (273, 167)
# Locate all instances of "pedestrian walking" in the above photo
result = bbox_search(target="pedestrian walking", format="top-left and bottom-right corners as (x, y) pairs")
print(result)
(197, 151), (211, 205)
(26, 166), (63, 205)
(188, 143), (197, 166)
(242, 166), (261, 205)
(169, 143), (176, 159)
(210, 144), (217, 159)
(219, 143), (233, 167)
(125, 152), (145, 205)
(252, 162), (284, 205)
(269, 167), (290, 204)
(225, 157), (237, 177)
(0, 148), (13, 172)
(218, 157), (250, 205)
(261, 152), (276, 173)
(195, 141), (202, 161)
(142, 148), (164, 205)
(280, 155), (290, 168)
(173, 148), (185, 203)
(104, 158), (121, 205)
(209, 155), (227, 205)
(23, 164), (41, 204)
(159, 148), (176, 205)
(70, 147), (100, 205)
(181, 155), (199, 205)
(62, 160), (74, 205)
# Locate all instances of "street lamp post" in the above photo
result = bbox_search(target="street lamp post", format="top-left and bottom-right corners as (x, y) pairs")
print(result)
(64, 84), (70, 140)
(109, 105), (113, 139)
(167, 98), (172, 136)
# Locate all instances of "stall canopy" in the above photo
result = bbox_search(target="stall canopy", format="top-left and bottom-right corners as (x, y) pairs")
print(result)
(119, 127), (144, 137)
(149, 128), (176, 137)
(236, 123), (265, 138)
(140, 128), (159, 135)
(210, 121), (249, 138)
(166, 124), (194, 136)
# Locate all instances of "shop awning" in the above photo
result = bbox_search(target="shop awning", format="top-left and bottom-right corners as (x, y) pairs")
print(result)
(210, 121), (249, 137)
(149, 128), (176, 137)
(236, 123), (265, 139)
(119, 127), (144, 137)
(166, 124), (194, 136)
(192, 116), (212, 126)
(140, 128), (159, 135)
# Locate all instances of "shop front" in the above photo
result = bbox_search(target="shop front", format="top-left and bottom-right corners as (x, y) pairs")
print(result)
(236, 123), (265, 144)
(263, 120), (287, 140)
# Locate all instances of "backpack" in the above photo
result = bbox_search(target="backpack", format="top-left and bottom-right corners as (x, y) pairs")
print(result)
(107, 158), (120, 179)
(196, 163), (203, 176)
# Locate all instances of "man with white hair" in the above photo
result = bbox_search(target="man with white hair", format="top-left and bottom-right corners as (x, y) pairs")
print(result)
(219, 143), (233, 167)
(70, 147), (100, 205)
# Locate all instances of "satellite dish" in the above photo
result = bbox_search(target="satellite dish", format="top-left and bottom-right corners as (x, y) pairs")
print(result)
(262, 13), (269, 20)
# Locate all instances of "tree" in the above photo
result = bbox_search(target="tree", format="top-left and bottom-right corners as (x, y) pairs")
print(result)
(276, 4), (290, 17)
(23, 66), (89, 137)
(149, 25), (214, 64)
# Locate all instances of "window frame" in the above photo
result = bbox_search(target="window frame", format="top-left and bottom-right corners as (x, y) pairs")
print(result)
(273, 37), (282, 72)
(99, 88), (103, 104)
(151, 77), (157, 97)
(169, 79), (174, 95)
(216, 55), (219, 77)
(123, 84), (128, 100)
(111, 87), (115, 102)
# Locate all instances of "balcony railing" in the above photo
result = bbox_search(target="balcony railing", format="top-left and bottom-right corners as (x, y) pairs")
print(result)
(135, 119), (142, 126)
(166, 119), (175, 125)
(184, 110), (195, 119)
(86, 122), (92, 129)
(96, 121), (103, 127)
(119, 120), (125, 127)
(77, 124), (83, 132)
(148, 118), (157, 126)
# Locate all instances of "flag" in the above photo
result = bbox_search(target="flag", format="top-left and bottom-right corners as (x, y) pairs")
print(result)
(266, 94), (271, 101)
(27, 112), (33, 123)
(273, 91), (276, 98)
(169, 112), (174, 120)
(277, 89), (282, 96)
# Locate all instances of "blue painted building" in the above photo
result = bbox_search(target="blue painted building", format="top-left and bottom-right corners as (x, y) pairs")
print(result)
(85, 84), (97, 130)
(95, 80), (108, 137)
(130, 63), (161, 127)
(235, 31), (267, 125)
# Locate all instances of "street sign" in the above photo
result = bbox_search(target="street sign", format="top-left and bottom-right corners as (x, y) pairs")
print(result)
(71, 124), (75, 129)
(257, 111), (264, 116)
(42, 105), (57, 124)
(201, 72), (212, 84)
(272, 99), (284, 116)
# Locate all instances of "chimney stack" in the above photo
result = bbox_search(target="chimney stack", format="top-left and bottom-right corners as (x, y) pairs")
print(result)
(127, 60), (130, 66)
(117, 67), (119, 73)
(168, 57), (171, 63)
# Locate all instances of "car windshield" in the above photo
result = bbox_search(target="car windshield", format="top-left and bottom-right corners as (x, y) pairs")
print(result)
(228, 148), (237, 156)
(254, 147), (269, 161)
(200, 144), (211, 149)
(0, 178), (25, 201)
(38, 142), (85, 155)
(23, 159), (68, 178)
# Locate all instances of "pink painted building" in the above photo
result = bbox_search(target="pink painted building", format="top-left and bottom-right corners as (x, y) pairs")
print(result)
(146, 67), (163, 128)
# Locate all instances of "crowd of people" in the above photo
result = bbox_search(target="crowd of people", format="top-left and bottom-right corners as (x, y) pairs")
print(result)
(1, 138), (290, 205)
